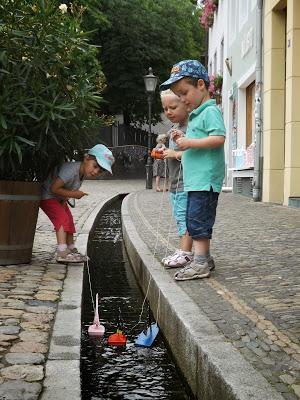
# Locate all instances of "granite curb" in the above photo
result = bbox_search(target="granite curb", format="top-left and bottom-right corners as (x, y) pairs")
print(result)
(122, 192), (285, 400)
(127, 189), (300, 399)
(0, 180), (298, 399)
(41, 193), (122, 400)
(0, 180), (144, 400)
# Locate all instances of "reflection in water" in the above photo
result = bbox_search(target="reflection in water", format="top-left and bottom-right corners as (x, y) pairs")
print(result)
(81, 200), (195, 400)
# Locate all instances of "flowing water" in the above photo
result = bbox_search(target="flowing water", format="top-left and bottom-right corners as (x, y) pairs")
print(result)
(81, 198), (196, 400)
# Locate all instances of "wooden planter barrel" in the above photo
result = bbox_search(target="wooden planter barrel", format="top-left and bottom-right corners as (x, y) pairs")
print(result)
(0, 181), (41, 265)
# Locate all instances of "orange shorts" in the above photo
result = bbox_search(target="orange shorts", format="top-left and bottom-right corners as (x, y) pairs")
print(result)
(40, 199), (76, 234)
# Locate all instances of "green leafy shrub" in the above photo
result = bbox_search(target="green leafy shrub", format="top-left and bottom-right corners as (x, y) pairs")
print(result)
(0, 0), (107, 181)
(214, 74), (223, 89)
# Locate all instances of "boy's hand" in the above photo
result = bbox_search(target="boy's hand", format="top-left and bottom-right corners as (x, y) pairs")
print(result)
(176, 137), (190, 150)
(171, 129), (184, 142)
(73, 190), (88, 199)
(163, 149), (176, 159)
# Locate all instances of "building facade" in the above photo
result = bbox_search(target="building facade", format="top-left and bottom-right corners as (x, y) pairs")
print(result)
(263, 0), (300, 206)
(207, 0), (258, 194)
(206, 0), (300, 206)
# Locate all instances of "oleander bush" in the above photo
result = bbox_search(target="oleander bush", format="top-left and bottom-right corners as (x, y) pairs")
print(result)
(0, 0), (107, 181)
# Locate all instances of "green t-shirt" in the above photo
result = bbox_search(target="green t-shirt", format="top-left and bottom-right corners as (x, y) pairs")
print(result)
(182, 99), (226, 193)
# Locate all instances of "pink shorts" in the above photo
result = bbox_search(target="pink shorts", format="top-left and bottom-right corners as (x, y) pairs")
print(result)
(40, 199), (76, 234)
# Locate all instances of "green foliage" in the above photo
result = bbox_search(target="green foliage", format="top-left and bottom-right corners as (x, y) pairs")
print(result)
(214, 74), (223, 89)
(80, 0), (109, 32)
(0, 0), (107, 181)
(95, 0), (205, 124)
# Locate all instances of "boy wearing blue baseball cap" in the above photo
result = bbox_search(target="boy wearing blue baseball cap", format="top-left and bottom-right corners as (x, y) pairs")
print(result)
(40, 144), (115, 263)
(160, 60), (226, 280)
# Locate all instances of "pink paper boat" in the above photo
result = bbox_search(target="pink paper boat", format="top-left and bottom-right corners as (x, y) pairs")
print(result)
(88, 293), (105, 336)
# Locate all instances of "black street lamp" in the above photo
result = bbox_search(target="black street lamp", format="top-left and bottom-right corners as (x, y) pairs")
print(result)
(144, 67), (158, 189)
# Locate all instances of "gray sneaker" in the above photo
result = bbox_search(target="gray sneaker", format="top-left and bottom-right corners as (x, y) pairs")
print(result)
(174, 261), (211, 281)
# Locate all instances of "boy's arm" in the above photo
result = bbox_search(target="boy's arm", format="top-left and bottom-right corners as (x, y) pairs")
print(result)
(163, 148), (183, 160)
(176, 135), (225, 150)
(50, 178), (87, 199)
(176, 106), (226, 150)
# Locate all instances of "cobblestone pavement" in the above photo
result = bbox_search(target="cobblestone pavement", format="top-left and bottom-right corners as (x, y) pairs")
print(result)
(1, 180), (299, 399)
(127, 190), (300, 400)
(0, 180), (144, 400)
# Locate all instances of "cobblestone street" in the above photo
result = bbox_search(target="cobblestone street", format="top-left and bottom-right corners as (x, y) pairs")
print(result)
(0, 180), (144, 400)
(0, 180), (299, 399)
(127, 190), (300, 400)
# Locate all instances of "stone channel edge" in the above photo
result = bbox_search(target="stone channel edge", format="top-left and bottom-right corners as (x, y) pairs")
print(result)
(40, 194), (122, 400)
(40, 190), (286, 400)
(121, 192), (285, 400)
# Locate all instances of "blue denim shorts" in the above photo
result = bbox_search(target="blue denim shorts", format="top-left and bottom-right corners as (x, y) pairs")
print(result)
(169, 191), (188, 236)
(186, 190), (219, 239)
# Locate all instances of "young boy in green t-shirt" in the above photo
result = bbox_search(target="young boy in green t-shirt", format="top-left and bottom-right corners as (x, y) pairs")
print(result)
(160, 60), (226, 281)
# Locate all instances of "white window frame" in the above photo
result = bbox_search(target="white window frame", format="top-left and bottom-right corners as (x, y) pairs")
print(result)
(237, 64), (256, 149)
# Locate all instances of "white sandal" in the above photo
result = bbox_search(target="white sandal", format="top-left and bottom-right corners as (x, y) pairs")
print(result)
(56, 249), (85, 263)
(162, 250), (193, 268)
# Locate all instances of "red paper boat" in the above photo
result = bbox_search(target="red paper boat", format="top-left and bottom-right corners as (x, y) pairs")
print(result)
(107, 329), (126, 346)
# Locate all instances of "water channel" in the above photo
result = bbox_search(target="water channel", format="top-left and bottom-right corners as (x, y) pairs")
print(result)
(80, 198), (196, 400)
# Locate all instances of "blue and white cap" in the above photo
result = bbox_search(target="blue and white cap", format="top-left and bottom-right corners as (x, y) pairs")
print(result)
(88, 144), (115, 174)
(160, 60), (209, 90)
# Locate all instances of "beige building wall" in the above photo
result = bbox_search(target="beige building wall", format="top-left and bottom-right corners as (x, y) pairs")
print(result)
(263, 0), (300, 205)
(284, 0), (300, 205)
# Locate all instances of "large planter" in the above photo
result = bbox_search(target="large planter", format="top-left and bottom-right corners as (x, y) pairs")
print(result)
(0, 181), (41, 265)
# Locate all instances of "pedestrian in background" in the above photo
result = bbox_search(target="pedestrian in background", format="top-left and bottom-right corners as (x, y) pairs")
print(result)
(160, 59), (225, 280)
(160, 89), (193, 268)
(153, 133), (168, 192)
(40, 144), (115, 263)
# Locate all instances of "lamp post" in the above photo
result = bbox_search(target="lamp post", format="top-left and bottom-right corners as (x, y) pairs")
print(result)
(143, 67), (158, 189)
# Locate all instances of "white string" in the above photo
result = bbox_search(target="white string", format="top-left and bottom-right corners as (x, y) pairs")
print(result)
(130, 159), (169, 332)
(86, 256), (95, 312)
(162, 158), (182, 260)
(155, 156), (182, 325)
(84, 155), (180, 334)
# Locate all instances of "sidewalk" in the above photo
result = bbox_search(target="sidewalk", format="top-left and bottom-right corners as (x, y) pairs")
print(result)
(123, 189), (300, 400)
(0, 180), (144, 400)
(0, 180), (299, 399)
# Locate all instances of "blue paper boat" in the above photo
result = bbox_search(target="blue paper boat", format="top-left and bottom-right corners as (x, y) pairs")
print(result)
(135, 322), (159, 347)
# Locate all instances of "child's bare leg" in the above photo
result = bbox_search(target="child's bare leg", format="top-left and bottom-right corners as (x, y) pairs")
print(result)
(180, 232), (193, 252)
(66, 233), (75, 246)
(155, 176), (161, 190)
(191, 237), (215, 271)
(67, 232), (77, 251)
(56, 226), (67, 245)
(56, 226), (70, 255)
(193, 238), (210, 257)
